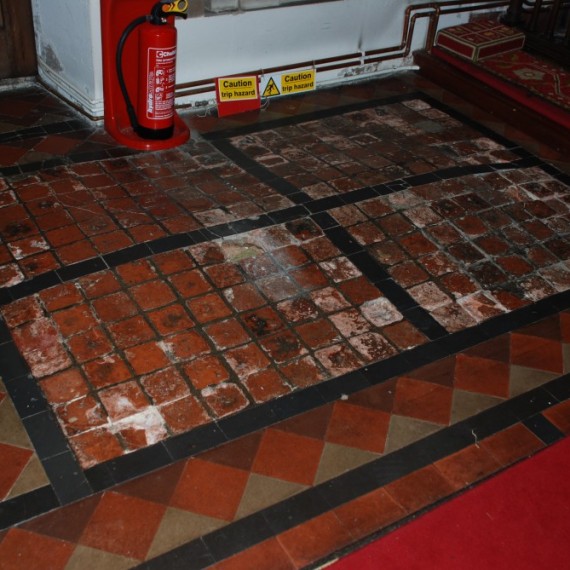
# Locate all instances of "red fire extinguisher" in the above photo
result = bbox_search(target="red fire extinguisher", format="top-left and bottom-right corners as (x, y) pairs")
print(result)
(116, 0), (188, 140)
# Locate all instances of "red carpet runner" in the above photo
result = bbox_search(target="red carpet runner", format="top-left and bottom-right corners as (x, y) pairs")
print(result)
(331, 436), (570, 569)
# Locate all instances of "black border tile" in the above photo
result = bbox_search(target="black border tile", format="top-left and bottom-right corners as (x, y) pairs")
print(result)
(0, 486), (59, 531)
(22, 410), (69, 460)
(164, 423), (228, 461)
(57, 258), (107, 282)
(42, 451), (93, 504)
(137, 538), (214, 570)
(523, 414), (565, 444)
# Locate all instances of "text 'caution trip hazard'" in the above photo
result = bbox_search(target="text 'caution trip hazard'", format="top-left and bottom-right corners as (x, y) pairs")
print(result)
(261, 70), (316, 98)
(217, 76), (259, 101)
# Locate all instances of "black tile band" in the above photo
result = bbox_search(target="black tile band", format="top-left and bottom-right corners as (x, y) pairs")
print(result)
(1, 286), (568, 533)
(137, 375), (569, 570)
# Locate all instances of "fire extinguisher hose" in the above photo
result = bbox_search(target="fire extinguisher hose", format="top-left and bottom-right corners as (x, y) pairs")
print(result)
(116, 15), (149, 135)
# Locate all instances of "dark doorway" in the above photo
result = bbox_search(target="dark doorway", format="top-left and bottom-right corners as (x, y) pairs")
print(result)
(0, 0), (37, 79)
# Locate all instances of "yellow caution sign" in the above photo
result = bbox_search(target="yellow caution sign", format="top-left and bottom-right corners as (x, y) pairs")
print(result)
(280, 70), (316, 95)
(217, 76), (259, 101)
(262, 77), (281, 98)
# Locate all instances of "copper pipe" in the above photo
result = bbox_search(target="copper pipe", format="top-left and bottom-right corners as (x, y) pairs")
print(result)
(175, 0), (511, 99)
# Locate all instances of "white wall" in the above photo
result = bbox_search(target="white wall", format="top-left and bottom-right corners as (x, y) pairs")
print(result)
(30, 0), (480, 119)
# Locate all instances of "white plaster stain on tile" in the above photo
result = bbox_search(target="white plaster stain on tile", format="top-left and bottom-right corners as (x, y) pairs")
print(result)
(361, 297), (403, 327)
(109, 407), (168, 446)
(1, 265), (25, 287)
(158, 340), (176, 360)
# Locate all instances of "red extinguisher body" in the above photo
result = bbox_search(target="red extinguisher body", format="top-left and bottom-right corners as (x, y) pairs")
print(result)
(137, 21), (177, 139)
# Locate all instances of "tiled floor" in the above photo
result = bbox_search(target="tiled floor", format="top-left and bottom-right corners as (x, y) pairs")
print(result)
(0, 72), (569, 569)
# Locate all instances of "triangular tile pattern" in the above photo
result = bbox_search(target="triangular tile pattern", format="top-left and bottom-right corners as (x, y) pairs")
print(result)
(2, 311), (567, 567)
(0, 380), (49, 500)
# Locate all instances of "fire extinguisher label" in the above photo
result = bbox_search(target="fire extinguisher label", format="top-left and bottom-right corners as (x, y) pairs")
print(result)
(146, 46), (176, 120)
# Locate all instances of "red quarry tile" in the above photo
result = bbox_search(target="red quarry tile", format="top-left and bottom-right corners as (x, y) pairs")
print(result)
(225, 343), (271, 378)
(67, 327), (113, 363)
(205, 262), (245, 288)
(257, 275), (299, 302)
(0, 529), (74, 570)
(0, 264), (24, 288)
(82, 355), (132, 389)
(281, 356), (325, 388)
(393, 377), (453, 425)
(224, 283), (266, 312)
(276, 297), (319, 324)
(385, 465), (456, 513)
(240, 253), (280, 279)
(480, 423), (544, 466)
(291, 264), (329, 289)
(316, 344), (363, 376)
(162, 330), (210, 361)
(304, 236), (341, 261)
(277, 510), (353, 569)
(334, 487), (406, 542)
(125, 341), (170, 374)
(242, 307), (285, 337)
(116, 259), (156, 285)
(79, 271), (121, 299)
(510, 333), (564, 373)
(252, 428), (324, 485)
(244, 368), (291, 403)
(187, 293), (232, 323)
(453, 354), (510, 398)
(20, 251), (60, 277)
(0, 444), (33, 499)
(211, 537), (295, 570)
(337, 276), (382, 305)
(99, 381), (150, 421)
(259, 331), (306, 363)
(434, 444), (501, 489)
(147, 304), (194, 336)
(131, 280), (176, 311)
(296, 319), (341, 349)
(56, 395), (108, 436)
(329, 309), (372, 338)
(349, 331), (397, 362)
(52, 304), (98, 337)
(349, 221), (385, 245)
(91, 230), (133, 253)
(92, 291), (138, 322)
(383, 320), (428, 350)
(1, 296), (43, 327)
(205, 318), (250, 350)
(326, 401), (391, 453)
(390, 261), (429, 287)
(170, 458), (249, 521)
(40, 368), (90, 404)
(273, 245), (310, 268)
(79, 491), (166, 560)
(202, 382), (250, 418)
(153, 250), (194, 275)
(70, 428), (124, 468)
(107, 315), (156, 349)
(190, 242), (225, 265)
(57, 239), (98, 264)
(159, 394), (210, 434)
(183, 355), (230, 390)
(310, 287), (350, 313)
(12, 318), (71, 378)
(140, 367), (190, 405)
(39, 283), (84, 311)
(169, 269), (211, 298)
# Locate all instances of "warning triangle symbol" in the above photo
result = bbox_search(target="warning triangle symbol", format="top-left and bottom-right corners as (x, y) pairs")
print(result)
(262, 77), (280, 98)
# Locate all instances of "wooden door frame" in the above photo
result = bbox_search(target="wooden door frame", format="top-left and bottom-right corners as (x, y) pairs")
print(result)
(0, 0), (37, 79)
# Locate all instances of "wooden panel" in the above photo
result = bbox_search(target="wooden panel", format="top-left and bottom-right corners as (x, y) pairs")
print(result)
(0, 0), (37, 79)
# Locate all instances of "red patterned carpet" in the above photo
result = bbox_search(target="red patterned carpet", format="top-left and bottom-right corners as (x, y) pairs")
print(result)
(434, 20), (570, 130)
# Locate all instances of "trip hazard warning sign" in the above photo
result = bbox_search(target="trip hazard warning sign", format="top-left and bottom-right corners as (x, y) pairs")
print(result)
(216, 75), (261, 117)
(262, 77), (280, 98)
(260, 69), (316, 99)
